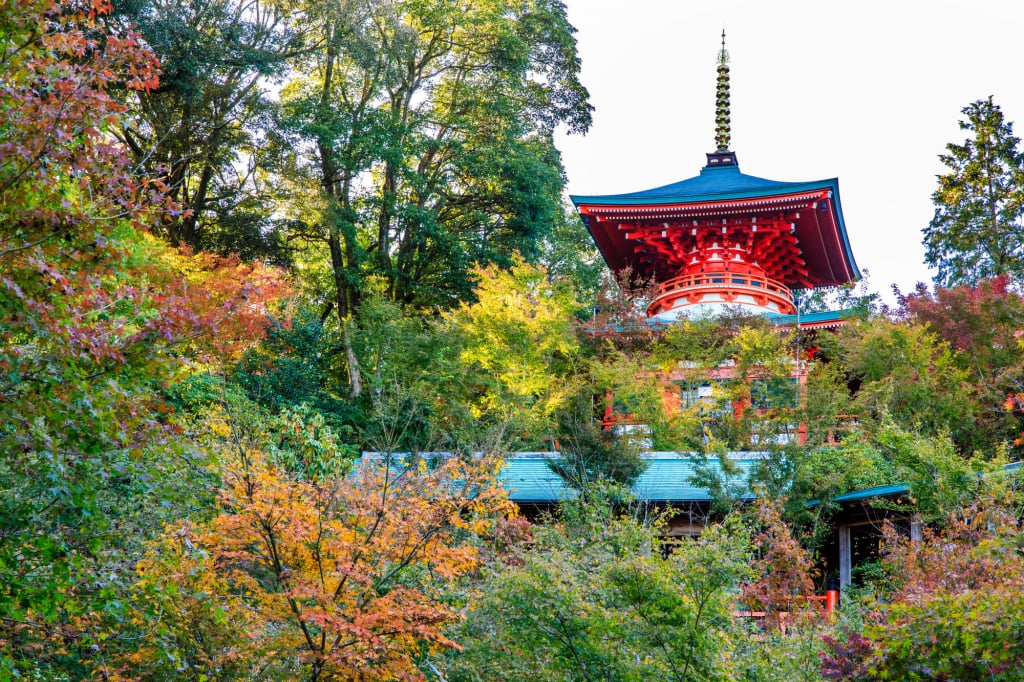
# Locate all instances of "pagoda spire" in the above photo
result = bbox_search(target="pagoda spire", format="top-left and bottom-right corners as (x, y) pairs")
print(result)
(705, 31), (737, 168)
(715, 30), (731, 151)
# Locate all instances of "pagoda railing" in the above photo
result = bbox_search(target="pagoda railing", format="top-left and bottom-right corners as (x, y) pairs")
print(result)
(648, 270), (796, 317)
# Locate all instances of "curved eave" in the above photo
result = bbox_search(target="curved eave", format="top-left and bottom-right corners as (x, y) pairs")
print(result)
(573, 177), (860, 289)
(827, 181), (862, 281)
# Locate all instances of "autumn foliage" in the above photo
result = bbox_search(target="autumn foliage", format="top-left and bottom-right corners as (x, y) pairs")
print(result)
(740, 497), (816, 621)
(0, 0), (289, 675)
(898, 276), (1024, 448)
(124, 434), (516, 681)
(822, 497), (1024, 680)
(6, 1), (1024, 680)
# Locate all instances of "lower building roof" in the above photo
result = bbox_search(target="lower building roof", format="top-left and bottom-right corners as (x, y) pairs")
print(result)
(498, 451), (762, 504)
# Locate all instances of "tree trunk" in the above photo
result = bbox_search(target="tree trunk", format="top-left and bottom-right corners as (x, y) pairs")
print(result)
(328, 223), (362, 397)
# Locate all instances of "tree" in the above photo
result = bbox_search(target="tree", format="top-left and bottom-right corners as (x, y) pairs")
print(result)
(448, 259), (584, 448)
(113, 0), (300, 260)
(349, 293), (492, 455)
(0, 2), (290, 675)
(923, 97), (1024, 286)
(230, 302), (353, 419)
(740, 497), (816, 623)
(822, 496), (1024, 681)
(652, 317), (804, 455)
(0, 1), (172, 673)
(898, 276), (1024, 453)
(443, 488), (752, 682)
(537, 201), (604, 302)
(835, 317), (978, 451)
(128, 424), (515, 681)
(273, 0), (591, 393)
(547, 384), (649, 490)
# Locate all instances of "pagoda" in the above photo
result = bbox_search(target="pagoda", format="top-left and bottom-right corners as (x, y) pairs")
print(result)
(572, 33), (859, 322)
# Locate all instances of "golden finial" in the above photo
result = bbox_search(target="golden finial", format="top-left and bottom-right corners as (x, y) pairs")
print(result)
(715, 30), (731, 151)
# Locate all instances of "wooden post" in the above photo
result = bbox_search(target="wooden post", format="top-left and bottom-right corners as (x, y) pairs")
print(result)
(838, 523), (851, 591)
(910, 514), (923, 542)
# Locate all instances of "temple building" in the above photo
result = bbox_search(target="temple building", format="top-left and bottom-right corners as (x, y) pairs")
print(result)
(500, 35), (869, 592)
(571, 33), (860, 324)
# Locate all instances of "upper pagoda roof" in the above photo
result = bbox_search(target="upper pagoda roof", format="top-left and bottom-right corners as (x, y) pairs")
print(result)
(570, 161), (861, 289)
(572, 163), (833, 205)
(570, 32), (860, 292)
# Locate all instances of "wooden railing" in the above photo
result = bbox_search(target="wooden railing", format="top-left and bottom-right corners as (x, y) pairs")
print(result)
(648, 269), (796, 317)
(734, 590), (839, 634)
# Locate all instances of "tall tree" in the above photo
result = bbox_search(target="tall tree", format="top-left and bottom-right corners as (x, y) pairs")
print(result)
(923, 97), (1024, 286)
(112, 0), (300, 259)
(274, 0), (591, 392)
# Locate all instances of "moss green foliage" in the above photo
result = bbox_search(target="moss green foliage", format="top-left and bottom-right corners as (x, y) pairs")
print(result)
(732, 624), (833, 682)
(231, 304), (351, 419)
(443, 487), (753, 682)
(274, 0), (591, 340)
(837, 317), (978, 447)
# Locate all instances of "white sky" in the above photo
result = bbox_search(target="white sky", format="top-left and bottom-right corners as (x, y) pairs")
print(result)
(556, 0), (1024, 301)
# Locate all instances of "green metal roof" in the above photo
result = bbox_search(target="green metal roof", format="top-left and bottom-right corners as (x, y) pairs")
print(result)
(831, 483), (909, 504)
(825, 461), (1023, 505)
(498, 452), (762, 504)
(766, 309), (858, 327)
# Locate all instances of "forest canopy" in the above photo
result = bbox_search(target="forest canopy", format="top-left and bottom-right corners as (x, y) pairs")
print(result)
(2, 1), (1024, 679)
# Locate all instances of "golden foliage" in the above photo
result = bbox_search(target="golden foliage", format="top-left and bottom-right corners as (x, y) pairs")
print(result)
(125, 441), (515, 681)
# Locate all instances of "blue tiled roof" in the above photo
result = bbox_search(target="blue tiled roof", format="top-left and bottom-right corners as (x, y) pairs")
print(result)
(570, 164), (838, 205)
(498, 452), (762, 504)
(571, 160), (862, 287)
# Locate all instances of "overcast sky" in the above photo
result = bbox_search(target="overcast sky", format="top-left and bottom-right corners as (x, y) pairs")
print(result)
(555, 0), (1024, 301)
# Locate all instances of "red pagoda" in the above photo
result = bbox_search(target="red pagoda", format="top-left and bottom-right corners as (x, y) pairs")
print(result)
(572, 33), (859, 322)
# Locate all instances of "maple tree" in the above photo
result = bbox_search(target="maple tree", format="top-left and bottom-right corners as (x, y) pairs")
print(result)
(740, 497), (816, 622)
(0, 0), (289, 675)
(833, 316), (978, 451)
(126, 412), (516, 681)
(1, 0), (168, 673)
(448, 259), (584, 448)
(822, 494), (1024, 680)
(898, 276), (1024, 453)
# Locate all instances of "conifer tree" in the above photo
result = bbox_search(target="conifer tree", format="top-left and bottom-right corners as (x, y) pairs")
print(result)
(923, 97), (1024, 286)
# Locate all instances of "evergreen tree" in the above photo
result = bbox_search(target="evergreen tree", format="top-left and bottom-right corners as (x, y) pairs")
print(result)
(923, 97), (1024, 286)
